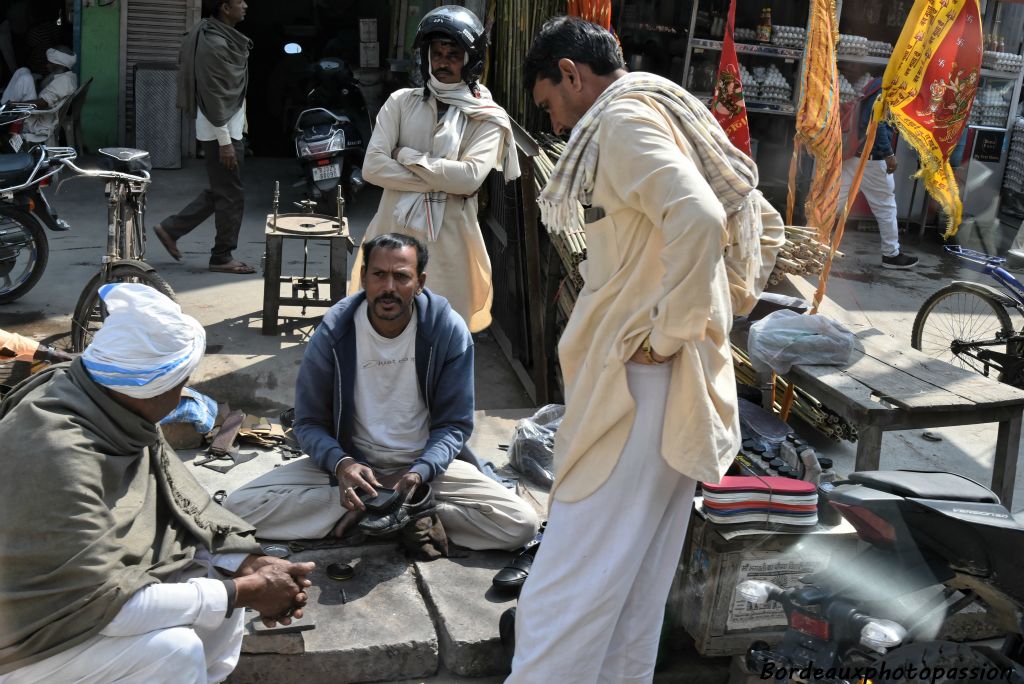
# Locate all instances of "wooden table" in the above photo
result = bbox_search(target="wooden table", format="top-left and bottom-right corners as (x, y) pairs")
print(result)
(779, 327), (1024, 507)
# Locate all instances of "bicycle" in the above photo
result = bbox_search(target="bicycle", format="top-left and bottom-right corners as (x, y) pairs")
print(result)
(60, 147), (175, 352)
(910, 245), (1024, 386)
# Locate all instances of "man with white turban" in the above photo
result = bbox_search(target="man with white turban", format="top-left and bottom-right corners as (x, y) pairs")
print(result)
(0, 284), (316, 684)
(1, 45), (78, 145)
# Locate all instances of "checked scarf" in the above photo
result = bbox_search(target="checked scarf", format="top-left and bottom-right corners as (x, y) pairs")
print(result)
(538, 72), (766, 312)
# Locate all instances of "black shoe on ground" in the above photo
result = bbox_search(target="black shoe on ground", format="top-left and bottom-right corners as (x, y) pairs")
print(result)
(881, 251), (919, 269)
(358, 483), (437, 536)
(499, 607), (516, 665)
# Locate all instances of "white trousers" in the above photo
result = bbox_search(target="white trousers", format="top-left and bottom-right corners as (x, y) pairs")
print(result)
(0, 67), (35, 103)
(0, 566), (244, 684)
(508, 363), (697, 684)
(838, 157), (901, 257)
(225, 457), (540, 552)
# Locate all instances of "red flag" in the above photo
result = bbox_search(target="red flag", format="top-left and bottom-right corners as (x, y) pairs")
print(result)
(709, 0), (752, 156)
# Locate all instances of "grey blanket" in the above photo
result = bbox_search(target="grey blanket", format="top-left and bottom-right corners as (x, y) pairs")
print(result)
(0, 360), (260, 674)
(177, 17), (251, 127)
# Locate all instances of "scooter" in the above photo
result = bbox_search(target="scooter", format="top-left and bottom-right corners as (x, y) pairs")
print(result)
(0, 104), (75, 303)
(738, 471), (1024, 683)
(284, 42), (369, 214)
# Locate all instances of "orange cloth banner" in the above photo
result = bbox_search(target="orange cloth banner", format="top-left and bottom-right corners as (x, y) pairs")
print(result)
(881, 0), (982, 237)
(795, 0), (842, 239)
(710, 0), (752, 156)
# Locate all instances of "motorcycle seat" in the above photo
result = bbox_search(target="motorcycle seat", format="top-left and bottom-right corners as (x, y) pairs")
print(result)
(98, 147), (152, 174)
(0, 153), (36, 187)
(849, 470), (1000, 504)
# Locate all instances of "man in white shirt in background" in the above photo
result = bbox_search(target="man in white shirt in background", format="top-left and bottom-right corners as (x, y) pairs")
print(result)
(1, 46), (77, 147)
(154, 0), (255, 275)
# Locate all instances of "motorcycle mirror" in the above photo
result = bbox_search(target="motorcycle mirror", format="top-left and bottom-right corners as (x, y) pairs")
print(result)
(284, 43), (303, 55)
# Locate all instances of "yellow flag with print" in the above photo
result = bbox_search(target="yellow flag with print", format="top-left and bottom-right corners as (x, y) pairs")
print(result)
(881, 0), (982, 237)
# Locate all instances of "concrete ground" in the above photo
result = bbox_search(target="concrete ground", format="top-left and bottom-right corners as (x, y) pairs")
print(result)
(3, 156), (1024, 680)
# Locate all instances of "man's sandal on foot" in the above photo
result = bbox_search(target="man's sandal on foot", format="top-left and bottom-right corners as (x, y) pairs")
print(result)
(209, 261), (256, 274)
(153, 225), (182, 261)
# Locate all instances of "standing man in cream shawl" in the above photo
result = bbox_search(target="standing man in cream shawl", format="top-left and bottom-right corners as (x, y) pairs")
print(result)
(154, 0), (255, 275)
(0, 284), (314, 684)
(506, 17), (784, 682)
(351, 5), (519, 333)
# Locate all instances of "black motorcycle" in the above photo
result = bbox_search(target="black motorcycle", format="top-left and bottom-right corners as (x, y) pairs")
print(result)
(1, 104), (76, 303)
(739, 471), (1024, 683)
(284, 44), (370, 214)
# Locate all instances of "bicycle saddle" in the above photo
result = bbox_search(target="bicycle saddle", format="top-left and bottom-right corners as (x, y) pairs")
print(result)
(0, 153), (36, 187)
(848, 470), (1000, 504)
(98, 147), (151, 174)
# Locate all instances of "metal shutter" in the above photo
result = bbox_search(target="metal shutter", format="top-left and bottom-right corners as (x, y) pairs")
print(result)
(120, 0), (198, 145)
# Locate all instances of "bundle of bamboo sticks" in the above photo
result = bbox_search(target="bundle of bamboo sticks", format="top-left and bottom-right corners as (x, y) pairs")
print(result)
(768, 225), (844, 286)
(486, 0), (566, 133)
(732, 346), (858, 442)
(532, 134), (587, 289)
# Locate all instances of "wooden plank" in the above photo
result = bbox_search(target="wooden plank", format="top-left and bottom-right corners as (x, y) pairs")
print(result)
(856, 328), (1024, 406)
(785, 363), (881, 422)
(993, 413), (1022, 508)
(855, 425), (883, 471)
(839, 346), (973, 410)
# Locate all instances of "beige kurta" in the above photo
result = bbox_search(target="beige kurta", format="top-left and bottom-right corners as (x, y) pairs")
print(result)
(552, 94), (785, 503)
(350, 88), (504, 332)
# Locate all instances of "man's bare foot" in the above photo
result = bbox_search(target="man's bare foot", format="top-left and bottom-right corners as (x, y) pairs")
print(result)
(153, 224), (182, 261)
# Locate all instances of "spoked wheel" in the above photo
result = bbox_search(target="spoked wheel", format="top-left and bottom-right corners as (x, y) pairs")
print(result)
(0, 204), (49, 304)
(911, 284), (1015, 380)
(70, 264), (176, 353)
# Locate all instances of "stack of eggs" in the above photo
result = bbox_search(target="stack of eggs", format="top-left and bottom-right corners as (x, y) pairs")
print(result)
(983, 51), (1024, 73)
(738, 63), (761, 100)
(734, 27), (758, 43)
(866, 40), (893, 57)
(970, 84), (1011, 127)
(1002, 118), (1024, 196)
(838, 72), (857, 104)
(770, 25), (806, 49)
(837, 34), (870, 56)
(753, 64), (792, 104)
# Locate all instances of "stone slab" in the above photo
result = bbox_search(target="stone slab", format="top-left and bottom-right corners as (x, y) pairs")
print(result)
(229, 546), (438, 683)
(415, 553), (519, 677)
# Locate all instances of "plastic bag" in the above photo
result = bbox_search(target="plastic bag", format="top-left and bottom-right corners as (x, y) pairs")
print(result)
(747, 310), (854, 374)
(507, 404), (564, 488)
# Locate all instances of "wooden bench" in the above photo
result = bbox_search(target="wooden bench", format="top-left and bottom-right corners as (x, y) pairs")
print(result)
(777, 327), (1024, 507)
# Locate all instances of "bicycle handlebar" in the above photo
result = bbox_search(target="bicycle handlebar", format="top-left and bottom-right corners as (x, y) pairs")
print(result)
(58, 157), (151, 185)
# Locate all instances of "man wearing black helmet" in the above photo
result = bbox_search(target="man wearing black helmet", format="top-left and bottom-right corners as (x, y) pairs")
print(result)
(350, 5), (520, 333)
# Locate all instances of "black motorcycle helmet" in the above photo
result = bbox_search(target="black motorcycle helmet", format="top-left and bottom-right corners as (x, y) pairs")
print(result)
(414, 5), (488, 94)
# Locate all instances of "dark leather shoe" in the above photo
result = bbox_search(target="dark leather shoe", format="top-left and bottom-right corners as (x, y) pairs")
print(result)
(358, 483), (437, 536)
(499, 607), (516, 666)
(492, 543), (538, 594)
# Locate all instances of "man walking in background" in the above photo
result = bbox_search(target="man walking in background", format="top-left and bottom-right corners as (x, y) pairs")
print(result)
(154, 0), (255, 275)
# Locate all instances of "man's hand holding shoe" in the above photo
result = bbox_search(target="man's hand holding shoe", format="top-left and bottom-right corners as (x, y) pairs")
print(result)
(337, 458), (382, 511)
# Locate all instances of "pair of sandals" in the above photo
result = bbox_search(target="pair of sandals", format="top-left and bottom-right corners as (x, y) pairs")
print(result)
(153, 225), (255, 274)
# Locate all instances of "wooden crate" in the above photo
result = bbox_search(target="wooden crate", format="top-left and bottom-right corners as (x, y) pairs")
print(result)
(667, 504), (860, 657)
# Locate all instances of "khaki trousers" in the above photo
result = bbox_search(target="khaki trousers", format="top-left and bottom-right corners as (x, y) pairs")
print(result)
(225, 457), (539, 552)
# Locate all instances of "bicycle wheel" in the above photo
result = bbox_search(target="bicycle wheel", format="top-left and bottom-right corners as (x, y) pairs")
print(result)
(911, 284), (1014, 379)
(0, 204), (49, 304)
(71, 264), (176, 352)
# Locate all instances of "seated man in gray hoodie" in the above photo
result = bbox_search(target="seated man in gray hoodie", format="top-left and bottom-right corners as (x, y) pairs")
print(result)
(227, 233), (539, 551)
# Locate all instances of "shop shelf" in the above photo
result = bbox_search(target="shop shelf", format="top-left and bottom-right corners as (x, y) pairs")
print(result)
(690, 38), (803, 60)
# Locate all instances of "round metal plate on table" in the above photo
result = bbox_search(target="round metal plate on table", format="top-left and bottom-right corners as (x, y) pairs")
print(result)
(268, 213), (342, 236)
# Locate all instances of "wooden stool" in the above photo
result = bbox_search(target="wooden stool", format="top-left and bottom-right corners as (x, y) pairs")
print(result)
(261, 213), (354, 335)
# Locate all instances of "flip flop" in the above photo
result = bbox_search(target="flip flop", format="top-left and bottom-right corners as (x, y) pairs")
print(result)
(209, 261), (256, 274)
(153, 225), (182, 261)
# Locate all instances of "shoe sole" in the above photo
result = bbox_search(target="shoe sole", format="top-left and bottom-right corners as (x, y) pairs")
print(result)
(882, 262), (918, 270)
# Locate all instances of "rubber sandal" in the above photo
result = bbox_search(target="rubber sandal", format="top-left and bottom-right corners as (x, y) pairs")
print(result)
(209, 261), (256, 274)
(492, 543), (538, 594)
(153, 225), (182, 261)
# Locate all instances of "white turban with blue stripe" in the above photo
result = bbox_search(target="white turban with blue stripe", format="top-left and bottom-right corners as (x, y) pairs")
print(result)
(82, 283), (205, 399)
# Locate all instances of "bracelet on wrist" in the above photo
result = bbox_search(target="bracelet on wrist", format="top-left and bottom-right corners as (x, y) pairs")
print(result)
(641, 335), (665, 364)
